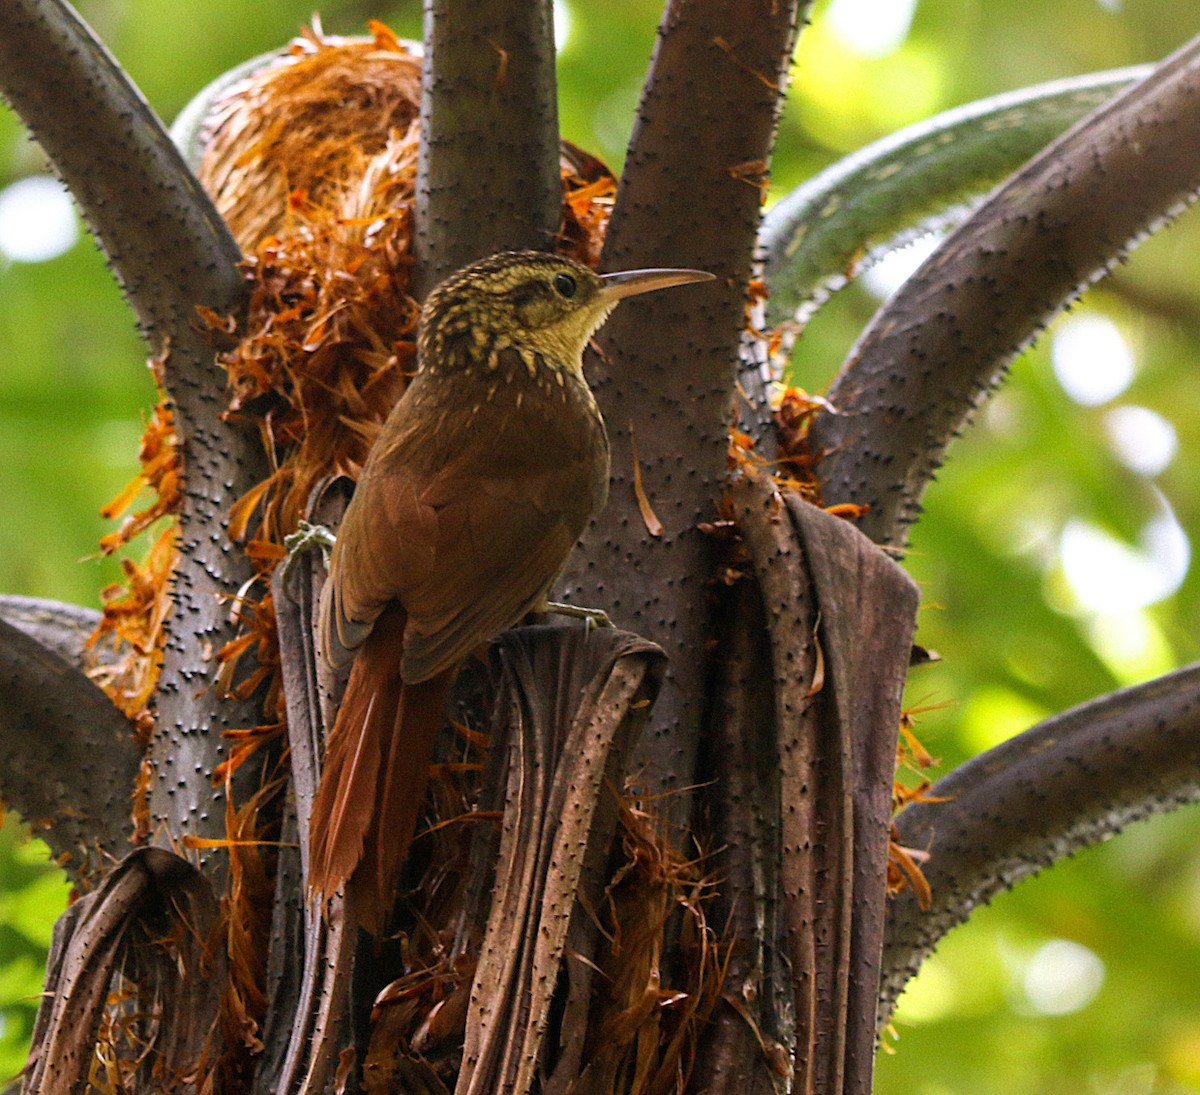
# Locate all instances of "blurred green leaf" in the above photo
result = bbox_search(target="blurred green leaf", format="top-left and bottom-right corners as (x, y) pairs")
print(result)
(761, 66), (1149, 325)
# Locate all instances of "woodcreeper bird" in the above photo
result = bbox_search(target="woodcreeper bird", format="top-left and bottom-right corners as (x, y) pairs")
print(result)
(308, 249), (712, 926)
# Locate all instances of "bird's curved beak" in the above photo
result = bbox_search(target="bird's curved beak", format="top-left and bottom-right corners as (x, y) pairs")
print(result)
(598, 266), (715, 303)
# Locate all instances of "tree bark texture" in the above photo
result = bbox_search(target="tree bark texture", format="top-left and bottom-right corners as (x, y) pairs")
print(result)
(0, 0), (269, 856)
(413, 0), (562, 296)
(564, 0), (809, 812)
(882, 661), (1200, 1027)
(0, 616), (137, 881)
(809, 34), (1200, 547)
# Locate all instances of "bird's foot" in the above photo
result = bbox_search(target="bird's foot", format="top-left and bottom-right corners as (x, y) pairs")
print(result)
(543, 601), (615, 632)
(283, 520), (337, 573)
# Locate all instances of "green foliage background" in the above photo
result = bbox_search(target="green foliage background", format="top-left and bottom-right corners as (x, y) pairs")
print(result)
(2, 1), (1200, 1090)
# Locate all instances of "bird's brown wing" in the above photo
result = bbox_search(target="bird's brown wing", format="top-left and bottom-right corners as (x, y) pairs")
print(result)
(319, 363), (607, 682)
(320, 430), (599, 683)
(396, 461), (596, 683)
(319, 466), (439, 670)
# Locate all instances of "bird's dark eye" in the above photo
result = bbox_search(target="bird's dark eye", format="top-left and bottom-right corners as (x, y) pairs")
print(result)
(552, 272), (577, 298)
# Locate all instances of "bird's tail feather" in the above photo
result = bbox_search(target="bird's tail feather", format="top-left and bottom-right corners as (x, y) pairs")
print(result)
(307, 605), (452, 930)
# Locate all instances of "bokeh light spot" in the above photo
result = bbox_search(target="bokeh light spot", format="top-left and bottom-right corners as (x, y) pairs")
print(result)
(962, 686), (1049, 753)
(1021, 939), (1105, 1016)
(553, 0), (572, 52)
(1083, 609), (1174, 686)
(825, 0), (917, 58)
(1104, 404), (1178, 477)
(1058, 501), (1189, 613)
(792, 27), (943, 149)
(1051, 314), (1135, 406)
(0, 176), (78, 263)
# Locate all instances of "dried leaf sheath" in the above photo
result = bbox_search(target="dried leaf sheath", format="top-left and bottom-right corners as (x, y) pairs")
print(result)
(458, 627), (677, 1095)
(727, 469), (919, 1092)
(22, 849), (222, 1093)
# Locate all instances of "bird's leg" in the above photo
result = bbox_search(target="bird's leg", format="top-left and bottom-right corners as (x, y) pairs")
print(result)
(542, 600), (615, 631)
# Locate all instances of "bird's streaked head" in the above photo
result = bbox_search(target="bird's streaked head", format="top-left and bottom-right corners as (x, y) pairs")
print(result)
(419, 250), (713, 377)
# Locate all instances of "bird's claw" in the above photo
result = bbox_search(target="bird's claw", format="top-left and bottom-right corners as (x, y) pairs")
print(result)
(544, 601), (614, 632)
(281, 520), (337, 581)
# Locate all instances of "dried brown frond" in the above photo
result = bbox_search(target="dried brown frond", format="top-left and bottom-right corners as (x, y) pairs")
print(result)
(88, 523), (175, 732)
(772, 386), (831, 504)
(87, 344), (178, 742)
(887, 707), (949, 908)
(216, 164), (421, 552)
(725, 382), (837, 513)
(887, 832), (933, 909)
(214, 584), (284, 730)
(571, 792), (726, 1094)
(361, 720), (493, 1089)
(90, 981), (141, 1094)
(197, 21), (423, 252)
(190, 773), (284, 1091)
(558, 156), (616, 267)
(59, 852), (224, 1094)
(98, 399), (180, 557)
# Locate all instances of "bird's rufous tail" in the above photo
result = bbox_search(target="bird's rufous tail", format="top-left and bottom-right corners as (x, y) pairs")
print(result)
(307, 604), (453, 930)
